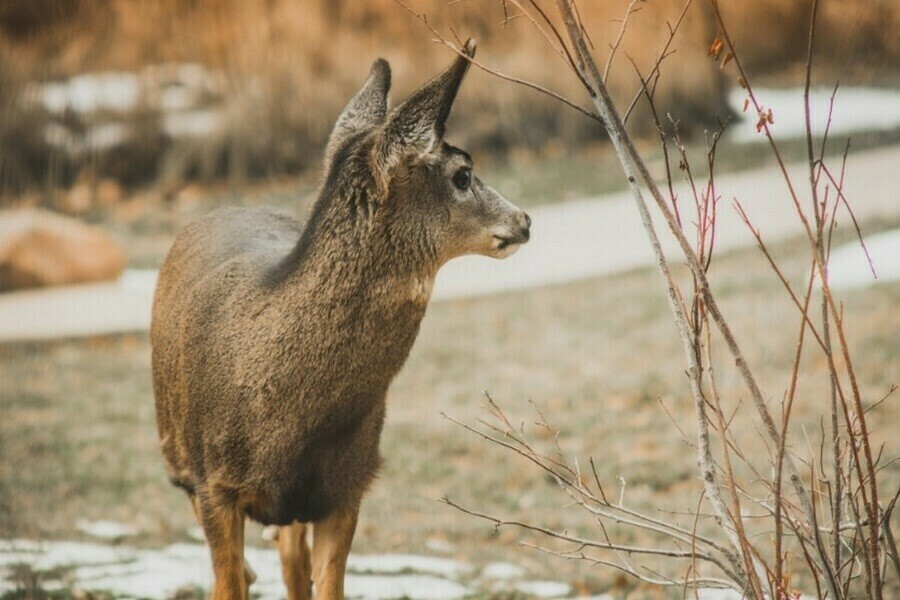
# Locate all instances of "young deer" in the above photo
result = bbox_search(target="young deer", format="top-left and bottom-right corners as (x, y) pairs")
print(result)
(151, 39), (530, 600)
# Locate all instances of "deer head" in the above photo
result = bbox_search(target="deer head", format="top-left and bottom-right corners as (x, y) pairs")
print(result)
(323, 39), (531, 267)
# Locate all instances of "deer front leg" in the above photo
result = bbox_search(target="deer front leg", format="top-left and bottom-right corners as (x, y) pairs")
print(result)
(311, 504), (359, 600)
(195, 490), (248, 600)
(278, 521), (312, 600)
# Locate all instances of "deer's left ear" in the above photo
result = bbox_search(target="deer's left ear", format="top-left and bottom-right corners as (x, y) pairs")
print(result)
(373, 39), (476, 192)
(325, 58), (391, 170)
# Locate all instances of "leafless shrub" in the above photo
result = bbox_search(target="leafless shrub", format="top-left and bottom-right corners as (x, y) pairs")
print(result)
(404, 1), (898, 597)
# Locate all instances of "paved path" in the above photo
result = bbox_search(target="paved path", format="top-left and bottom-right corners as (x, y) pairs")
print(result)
(1, 145), (898, 343)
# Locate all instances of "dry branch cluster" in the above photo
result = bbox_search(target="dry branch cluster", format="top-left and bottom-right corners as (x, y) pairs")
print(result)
(404, 1), (898, 598)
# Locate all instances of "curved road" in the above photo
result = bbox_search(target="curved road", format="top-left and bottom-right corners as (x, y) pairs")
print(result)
(1, 145), (898, 343)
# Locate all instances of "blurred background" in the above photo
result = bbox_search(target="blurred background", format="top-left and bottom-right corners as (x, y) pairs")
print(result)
(0, 1), (898, 598)
(0, 0), (897, 202)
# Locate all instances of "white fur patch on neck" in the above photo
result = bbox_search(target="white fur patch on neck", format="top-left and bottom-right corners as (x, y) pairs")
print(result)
(410, 275), (434, 305)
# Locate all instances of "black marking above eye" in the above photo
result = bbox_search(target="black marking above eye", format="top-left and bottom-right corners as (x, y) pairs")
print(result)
(452, 167), (472, 190)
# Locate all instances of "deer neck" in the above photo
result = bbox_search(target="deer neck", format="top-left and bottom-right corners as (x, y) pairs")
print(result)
(278, 204), (438, 320)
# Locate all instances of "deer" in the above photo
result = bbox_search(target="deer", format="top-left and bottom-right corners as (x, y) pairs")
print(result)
(151, 39), (530, 600)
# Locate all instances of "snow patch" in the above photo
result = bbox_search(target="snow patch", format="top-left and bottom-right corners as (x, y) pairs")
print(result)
(39, 72), (141, 114)
(481, 561), (525, 580)
(34, 64), (224, 116)
(0, 539), (473, 600)
(0, 539), (135, 570)
(75, 520), (137, 540)
(28, 63), (229, 156)
(345, 574), (469, 600)
(424, 537), (456, 554)
(346, 554), (471, 578)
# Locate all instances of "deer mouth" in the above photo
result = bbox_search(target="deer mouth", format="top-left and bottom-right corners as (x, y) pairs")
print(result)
(493, 229), (529, 250)
(493, 235), (516, 251)
(490, 233), (528, 258)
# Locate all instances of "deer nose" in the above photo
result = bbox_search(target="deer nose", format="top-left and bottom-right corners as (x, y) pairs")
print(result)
(519, 211), (531, 242)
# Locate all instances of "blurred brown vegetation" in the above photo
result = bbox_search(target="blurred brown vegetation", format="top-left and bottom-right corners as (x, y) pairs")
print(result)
(0, 0), (896, 204)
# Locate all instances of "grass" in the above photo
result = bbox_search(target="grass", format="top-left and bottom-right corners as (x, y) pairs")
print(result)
(2, 0), (897, 200)
(1, 218), (897, 597)
(486, 126), (900, 209)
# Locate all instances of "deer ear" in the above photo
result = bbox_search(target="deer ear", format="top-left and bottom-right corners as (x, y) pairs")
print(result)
(324, 58), (391, 166)
(373, 39), (476, 186)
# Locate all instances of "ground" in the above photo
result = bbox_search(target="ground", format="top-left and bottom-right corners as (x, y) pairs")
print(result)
(1, 210), (897, 597)
(2, 91), (899, 595)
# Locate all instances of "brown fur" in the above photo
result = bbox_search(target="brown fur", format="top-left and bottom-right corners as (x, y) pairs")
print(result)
(151, 40), (530, 599)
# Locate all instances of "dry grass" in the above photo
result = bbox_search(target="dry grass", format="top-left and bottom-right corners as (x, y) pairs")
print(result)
(1, 218), (896, 596)
(1, 0), (896, 200)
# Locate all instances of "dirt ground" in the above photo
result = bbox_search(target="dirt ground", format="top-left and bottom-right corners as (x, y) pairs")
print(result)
(1, 215), (897, 597)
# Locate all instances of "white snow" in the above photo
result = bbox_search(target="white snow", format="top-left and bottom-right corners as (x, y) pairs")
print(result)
(34, 64), (224, 116)
(345, 575), (469, 600)
(0, 539), (474, 600)
(728, 86), (900, 143)
(424, 537), (456, 554)
(346, 554), (471, 578)
(39, 72), (141, 114)
(28, 63), (228, 155)
(826, 228), (900, 289)
(481, 561), (525, 580)
(0, 539), (135, 570)
(75, 520), (137, 540)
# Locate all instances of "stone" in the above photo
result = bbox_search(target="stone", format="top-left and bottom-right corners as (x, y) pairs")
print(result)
(0, 209), (126, 291)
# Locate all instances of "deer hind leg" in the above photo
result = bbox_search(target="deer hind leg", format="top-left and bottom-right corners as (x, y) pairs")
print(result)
(190, 494), (257, 587)
(311, 504), (359, 600)
(278, 522), (312, 600)
(194, 489), (249, 600)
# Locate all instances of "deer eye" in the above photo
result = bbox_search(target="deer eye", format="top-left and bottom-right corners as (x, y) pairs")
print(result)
(452, 167), (472, 190)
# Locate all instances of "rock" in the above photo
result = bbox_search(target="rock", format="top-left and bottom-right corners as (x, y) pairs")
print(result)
(0, 209), (126, 291)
